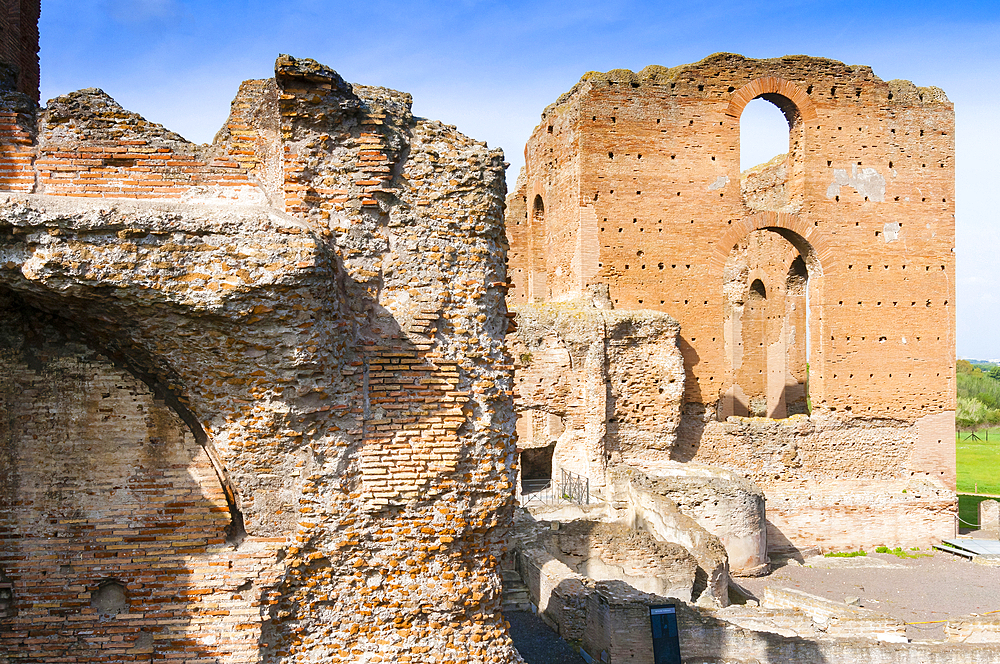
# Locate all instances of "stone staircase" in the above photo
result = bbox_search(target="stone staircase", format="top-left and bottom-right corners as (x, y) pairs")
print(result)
(502, 569), (532, 612)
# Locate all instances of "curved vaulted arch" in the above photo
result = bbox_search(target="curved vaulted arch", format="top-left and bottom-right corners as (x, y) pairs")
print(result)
(728, 78), (816, 213)
(528, 193), (548, 301)
(711, 211), (836, 272)
(725, 77), (818, 123)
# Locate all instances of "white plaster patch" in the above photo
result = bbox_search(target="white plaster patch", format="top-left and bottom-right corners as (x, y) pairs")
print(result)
(883, 222), (900, 243)
(826, 164), (886, 202)
(179, 185), (269, 205)
(708, 175), (729, 191)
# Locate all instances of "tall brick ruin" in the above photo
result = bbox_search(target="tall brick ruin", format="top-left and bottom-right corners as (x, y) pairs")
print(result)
(508, 54), (956, 554)
(0, 10), (520, 660)
(0, 0), (38, 102)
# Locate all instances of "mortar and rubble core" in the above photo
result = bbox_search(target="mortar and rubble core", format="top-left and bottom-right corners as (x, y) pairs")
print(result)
(0, 2), (524, 657)
(503, 52), (971, 663)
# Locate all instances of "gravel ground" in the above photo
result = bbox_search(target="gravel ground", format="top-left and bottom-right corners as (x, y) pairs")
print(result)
(507, 610), (586, 664)
(736, 543), (1000, 641)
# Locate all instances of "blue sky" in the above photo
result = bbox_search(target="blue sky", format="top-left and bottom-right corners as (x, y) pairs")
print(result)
(39, 0), (1000, 358)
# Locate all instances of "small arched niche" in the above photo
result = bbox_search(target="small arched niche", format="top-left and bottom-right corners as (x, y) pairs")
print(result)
(532, 194), (545, 222)
(528, 194), (547, 302)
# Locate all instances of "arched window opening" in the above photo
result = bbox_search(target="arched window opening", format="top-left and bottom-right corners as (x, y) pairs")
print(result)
(749, 278), (767, 300)
(784, 256), (809, 415)
(739, 95), (805, 213)
(786, 256), (807, 294)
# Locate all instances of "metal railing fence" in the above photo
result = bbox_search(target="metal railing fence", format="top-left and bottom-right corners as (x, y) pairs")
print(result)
(519, 468), (590, 507)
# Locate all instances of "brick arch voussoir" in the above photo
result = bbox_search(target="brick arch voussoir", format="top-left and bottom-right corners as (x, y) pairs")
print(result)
(725, 77), (818, 123)
(711, 212), (833, 274)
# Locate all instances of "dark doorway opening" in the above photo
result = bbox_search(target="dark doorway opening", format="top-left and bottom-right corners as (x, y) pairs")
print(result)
(521, 444), (555, 482)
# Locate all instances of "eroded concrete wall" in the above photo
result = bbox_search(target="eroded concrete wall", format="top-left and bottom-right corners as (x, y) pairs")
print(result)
(611, 464), (768, 577)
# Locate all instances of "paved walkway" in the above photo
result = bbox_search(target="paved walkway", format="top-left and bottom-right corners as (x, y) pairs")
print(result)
(737, 547), (1000, 641)
(507, 610), (586, 664)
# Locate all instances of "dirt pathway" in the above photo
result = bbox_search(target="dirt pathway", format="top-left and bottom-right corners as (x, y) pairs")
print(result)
(736, 546), (1000, 640)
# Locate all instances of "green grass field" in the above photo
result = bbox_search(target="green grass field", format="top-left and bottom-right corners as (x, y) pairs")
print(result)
(956, 427), (1000, 494)
(956, 427), (1000, 530)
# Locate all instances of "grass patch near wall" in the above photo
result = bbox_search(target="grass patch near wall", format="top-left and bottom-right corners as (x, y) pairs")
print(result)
(823, 550), (866, 558)
(874, 545), (931, 558)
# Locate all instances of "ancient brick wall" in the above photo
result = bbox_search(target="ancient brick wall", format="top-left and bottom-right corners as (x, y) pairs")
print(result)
(0, 0), (39, 102)
(510, 54), (954, 423)
(0, 96), (32, 193)
(34, 89), (266, 203)
(0, 53), (518, 664)
(0, 297), (274, 661)
(508, 53), (956, 552)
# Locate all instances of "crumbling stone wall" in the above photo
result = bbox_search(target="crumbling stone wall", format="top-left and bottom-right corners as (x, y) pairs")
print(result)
(610, 464), (768, 577)
(0, 53), (518, 663)
(508, 299), (684, 489)
(507, 53), (956, 552)
(678, 412), (956, 552)
(515, 517), (997, 664)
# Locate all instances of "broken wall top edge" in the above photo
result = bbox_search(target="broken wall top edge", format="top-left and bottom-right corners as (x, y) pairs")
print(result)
(541, 52), (950, 120)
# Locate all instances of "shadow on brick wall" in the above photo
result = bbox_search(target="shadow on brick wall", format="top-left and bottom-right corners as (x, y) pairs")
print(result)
(0, 293), (246, 661)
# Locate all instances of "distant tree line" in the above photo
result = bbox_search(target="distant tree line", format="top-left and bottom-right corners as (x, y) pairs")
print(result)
(957, 359), (1000, 430)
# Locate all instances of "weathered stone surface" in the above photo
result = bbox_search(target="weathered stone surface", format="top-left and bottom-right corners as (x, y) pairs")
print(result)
(980, 499), (1000, 538)
(611, 463), (767, 578)
(540, 519), (698, 600)
(509, 300), (684, 489)
(0, 52), (518, 664)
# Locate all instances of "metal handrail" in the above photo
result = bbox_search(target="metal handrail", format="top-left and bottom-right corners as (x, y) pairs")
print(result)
(560, 468), (590, 505)
(519, 470), (590, 506)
